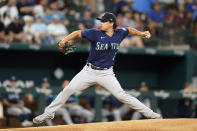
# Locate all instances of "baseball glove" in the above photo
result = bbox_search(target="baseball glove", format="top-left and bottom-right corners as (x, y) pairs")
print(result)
(58, 42), (77, 55)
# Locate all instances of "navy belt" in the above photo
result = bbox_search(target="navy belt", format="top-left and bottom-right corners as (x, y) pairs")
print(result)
(86, 63), (109, 70)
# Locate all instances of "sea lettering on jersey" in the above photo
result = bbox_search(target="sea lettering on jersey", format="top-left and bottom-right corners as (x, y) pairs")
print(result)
(96, 42), (108, 50)
(111, 43), (119, 50)
(96, 42), (119, 50)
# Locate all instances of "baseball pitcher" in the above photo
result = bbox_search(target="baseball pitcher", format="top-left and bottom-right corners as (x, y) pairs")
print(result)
(33, 12), (161, 124)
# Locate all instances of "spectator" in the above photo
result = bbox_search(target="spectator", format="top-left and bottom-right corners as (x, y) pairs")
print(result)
(35, 77), (53, 96)
(177, 3), (185, 22)
(0, 18), (8, 42)
(184, 11), (194, 30)
(103, 0), (114, 13)
(186, 0), (197, 14)
(49, 1), (70, 27)
(113, 0), (129, 14)
(176, 98), (193, 118)
(41, 77), (51, 91)
(182, 82), (197, 93)
(176, 82), (195, 118)
(32, 16), (53, 45)
(35, 0), (48, 9)
(78, 7), (95, 30)
(148, 2), (164, 36)
(122, 11), (135, 28)
(95, 0), (104, 13)
(133, 12), (144, 31)
(161, 4), (181, 45)
(33, 0), (46, 18)
(192, 100), (197, 118)
(195, 20), (197, 36)
(47, 15), (69, 44)
(23, 16), (41, 44)
(182, 82), (197, 118)
(101, 96), (113, 121)
(23, 93), (37, 116)
(41, 8), (53, 24)
(0, 0), (194, 49)
(0, 0), (19, 27)
(132, 0), (155, 14)
(16, 0), (35, 17)
(117, 13), (144, 48)
(102, 96), (131, 121)
(83, 0), (96, 13)
(2, 76), (33, 127)
(6, 16), (29, 43)
(49, 1), (65, 21)
(96, 85), (130, 121)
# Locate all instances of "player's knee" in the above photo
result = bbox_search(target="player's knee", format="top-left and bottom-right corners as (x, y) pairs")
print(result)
(63, 87), (75, 95)
(15, 109), (23, 116)
(112, 109), (121, 116)
(23, 107), (32, 114)
(87, 111), (94, 118)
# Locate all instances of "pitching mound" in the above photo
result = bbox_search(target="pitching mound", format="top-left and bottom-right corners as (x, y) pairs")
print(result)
(1, 119), (197, 131)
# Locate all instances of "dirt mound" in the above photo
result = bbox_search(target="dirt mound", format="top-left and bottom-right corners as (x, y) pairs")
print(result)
(1, 119), (197, 131)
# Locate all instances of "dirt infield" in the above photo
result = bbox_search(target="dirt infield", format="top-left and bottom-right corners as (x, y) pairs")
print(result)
(1, 119), (197, 131)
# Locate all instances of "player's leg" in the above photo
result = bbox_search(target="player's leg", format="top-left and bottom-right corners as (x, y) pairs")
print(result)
(7, 107), (31, 126)
(7, 106), (22, 116)
(67, 105), (82, 116)
(97, 74), (161, 119)
(22, 107), (32, 114)
(21, 107), (33, 126)
(45, 120), (53, 126)
(56, 107), (74, 124)
(80, 107), (94, 122)
(131, 111), (142, 120)
(68, 104), (94, 123)
(102, 108), (112, 121)
(33, 66), (96, 124)
(112, 109), (121, 121)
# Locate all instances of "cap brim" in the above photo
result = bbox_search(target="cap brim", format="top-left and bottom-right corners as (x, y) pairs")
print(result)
(96, 17), (102, 20)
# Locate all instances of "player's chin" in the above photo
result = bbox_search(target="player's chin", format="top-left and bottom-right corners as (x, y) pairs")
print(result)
(100, 28), (106, 32)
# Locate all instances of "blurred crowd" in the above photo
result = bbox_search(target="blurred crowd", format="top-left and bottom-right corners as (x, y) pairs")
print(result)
(0, 0), (197, 49)
(1, 75), (197, 127)
(1, 76), (95, 127)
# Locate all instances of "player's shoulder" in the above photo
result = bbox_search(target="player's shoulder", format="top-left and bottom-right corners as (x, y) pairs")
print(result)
(85, 28), (99, 31)
(90, 28), (101, 33)
(82, 28), (100, 34)
(115, 27), (128, 32)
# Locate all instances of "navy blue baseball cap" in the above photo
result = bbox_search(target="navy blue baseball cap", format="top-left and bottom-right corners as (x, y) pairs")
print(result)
(96, 12), (117, 28)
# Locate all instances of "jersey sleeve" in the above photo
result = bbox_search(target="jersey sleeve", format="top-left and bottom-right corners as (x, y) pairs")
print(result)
(118, 28), (129, 40)
(81, 29), (96, 42)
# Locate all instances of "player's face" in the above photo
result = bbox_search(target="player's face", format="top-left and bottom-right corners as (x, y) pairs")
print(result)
(100, 21), (113, 31)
